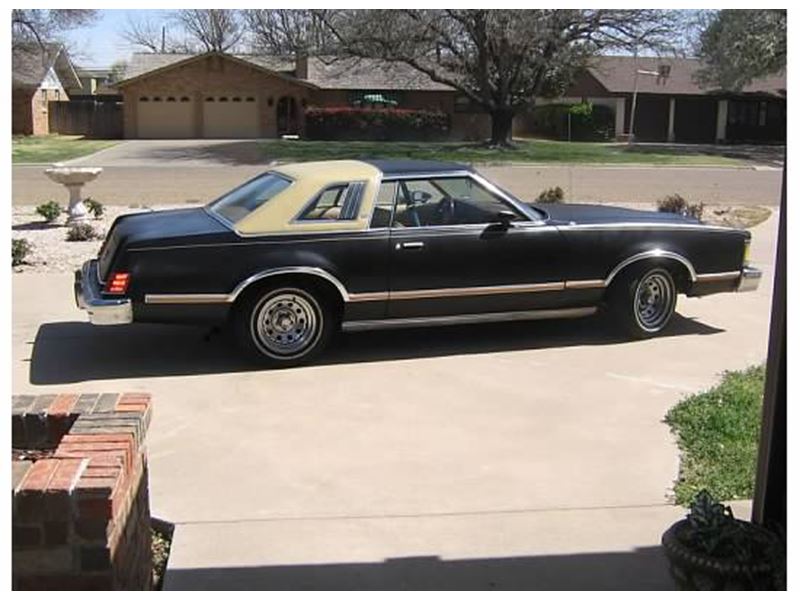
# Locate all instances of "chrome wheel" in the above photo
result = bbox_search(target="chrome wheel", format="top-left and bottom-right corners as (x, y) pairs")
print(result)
(251, 290), (321, 358)
(634, 271), (675, 332)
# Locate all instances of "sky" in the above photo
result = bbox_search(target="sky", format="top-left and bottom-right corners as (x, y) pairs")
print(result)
(62, 9), (174, 68)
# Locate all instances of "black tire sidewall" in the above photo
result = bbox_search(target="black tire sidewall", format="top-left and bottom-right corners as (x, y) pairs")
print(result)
(234, 285), (333, 366)
(610, 265), (677, 338)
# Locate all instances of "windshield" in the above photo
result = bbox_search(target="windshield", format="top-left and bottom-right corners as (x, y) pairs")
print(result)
(208, 172), (292, 224)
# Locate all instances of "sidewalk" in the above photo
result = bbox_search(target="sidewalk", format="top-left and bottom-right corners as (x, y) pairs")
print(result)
(163, 501), (752, 590)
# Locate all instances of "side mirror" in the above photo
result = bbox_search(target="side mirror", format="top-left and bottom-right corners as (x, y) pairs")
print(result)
(494, 210), (517, 227)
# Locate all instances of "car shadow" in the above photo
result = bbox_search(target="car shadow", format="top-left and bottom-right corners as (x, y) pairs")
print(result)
(27, 314), (723, 384)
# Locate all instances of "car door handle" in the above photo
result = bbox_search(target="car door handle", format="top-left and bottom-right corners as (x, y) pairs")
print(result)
(395, 241), (425, 250)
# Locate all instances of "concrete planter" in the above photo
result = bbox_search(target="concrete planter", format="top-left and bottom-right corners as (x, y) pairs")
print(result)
(661, 519), (780, 590)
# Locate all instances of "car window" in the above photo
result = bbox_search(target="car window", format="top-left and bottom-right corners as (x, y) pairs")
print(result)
(392, 176), (523, 228)
(209, 173), (291, 224)
(296, 182), (364, 221)
(370, 181), (397, 228)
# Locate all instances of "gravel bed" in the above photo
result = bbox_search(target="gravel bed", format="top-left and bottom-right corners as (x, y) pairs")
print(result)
(12, 202), (198, 274)
(11, 201), (770, 275)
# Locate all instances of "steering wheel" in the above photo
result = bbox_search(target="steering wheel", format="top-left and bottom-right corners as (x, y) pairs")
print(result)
(435, 197), (456, 225)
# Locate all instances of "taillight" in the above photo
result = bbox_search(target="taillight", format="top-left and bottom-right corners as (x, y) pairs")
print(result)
(104, 272), (130, 295)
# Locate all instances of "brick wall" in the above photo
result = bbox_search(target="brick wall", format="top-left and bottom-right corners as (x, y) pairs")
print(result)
(12, 393), (153, 591)
(12, 87), (35, 135)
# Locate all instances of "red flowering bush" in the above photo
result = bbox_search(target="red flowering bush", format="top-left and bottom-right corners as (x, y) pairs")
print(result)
(306, 107), (450, 141)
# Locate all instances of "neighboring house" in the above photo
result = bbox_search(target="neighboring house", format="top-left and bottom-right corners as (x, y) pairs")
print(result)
(67, 67), (122, 101)
(114, 52), (488, 139)
(12, 44), (81, 135)
(537, 55), (786, 144)
(113, 51), (785, 143)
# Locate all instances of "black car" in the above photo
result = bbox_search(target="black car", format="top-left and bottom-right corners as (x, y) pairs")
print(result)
(75, 159), (761, 366)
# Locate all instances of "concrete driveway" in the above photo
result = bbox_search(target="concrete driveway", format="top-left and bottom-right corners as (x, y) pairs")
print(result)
(12, 139), (783, 206)
(11, 212), (777, 589)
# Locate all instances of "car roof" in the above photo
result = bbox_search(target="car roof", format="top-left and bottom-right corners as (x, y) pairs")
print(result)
(362, 159), (473, 176)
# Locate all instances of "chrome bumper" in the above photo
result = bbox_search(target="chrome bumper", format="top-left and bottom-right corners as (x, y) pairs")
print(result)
(737, 265), (762, 293)
(74, 260), (133, 325)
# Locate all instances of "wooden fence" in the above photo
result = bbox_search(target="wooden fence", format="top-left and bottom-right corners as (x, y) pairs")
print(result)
(48, 100), (123, 139)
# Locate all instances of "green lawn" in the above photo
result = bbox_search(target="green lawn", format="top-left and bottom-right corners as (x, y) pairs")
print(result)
(12, 135), (118, 164)
(258, 138), (743, 166)
(665, 365), (766, 506)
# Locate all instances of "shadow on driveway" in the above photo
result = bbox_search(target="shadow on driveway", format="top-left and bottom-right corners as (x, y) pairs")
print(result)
(164, 546), (673, 590)
(138, 141), (273, 166)
(28, 314), (723, 384)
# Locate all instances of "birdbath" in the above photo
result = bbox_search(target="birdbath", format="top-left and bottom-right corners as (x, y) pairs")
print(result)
(44, 165), (103, 224)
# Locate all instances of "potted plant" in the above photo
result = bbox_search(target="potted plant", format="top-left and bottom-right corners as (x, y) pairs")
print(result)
(661, 490), (785, 590)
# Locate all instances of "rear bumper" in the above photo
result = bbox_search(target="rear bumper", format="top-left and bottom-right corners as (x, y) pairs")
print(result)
(74, 260), (133, 325)
(737, 265), (762, 293)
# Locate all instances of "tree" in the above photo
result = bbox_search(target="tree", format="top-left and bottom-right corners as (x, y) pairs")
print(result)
(108, 60), (129, 83)
(243, 9), (336, 55)
(120, 14), (171, 53)
(320, 9), (680, 145)
(12, 9), (97, 49)
(173, 9), (244, 53)
(695, 10), (786, 91)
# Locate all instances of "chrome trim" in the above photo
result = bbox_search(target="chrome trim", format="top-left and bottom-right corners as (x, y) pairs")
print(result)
(145, 293), (229, 304)
(557, 222), (736, 232)
(229, 267), (350, 303)
(737, 266), (762, 292)
(75, 260), (133, 325)
(604, 250), (697, 286)
(341, 307), (598, 332)
(388, 281), (565, 301)
(348, 291), (391, 302)
(695, 271), (741, 283)
(565, 279), (606, 290)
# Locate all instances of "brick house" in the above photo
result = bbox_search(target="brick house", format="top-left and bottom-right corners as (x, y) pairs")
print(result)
(528, 55), (786, 144)
(114, 52), (490, 140)
(12, 44), (81, 136)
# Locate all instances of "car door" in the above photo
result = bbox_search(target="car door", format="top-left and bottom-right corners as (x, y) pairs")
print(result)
(384, 173), (568, 319)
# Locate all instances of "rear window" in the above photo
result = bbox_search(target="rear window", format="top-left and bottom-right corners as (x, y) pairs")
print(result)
(208, 173), (292, 224)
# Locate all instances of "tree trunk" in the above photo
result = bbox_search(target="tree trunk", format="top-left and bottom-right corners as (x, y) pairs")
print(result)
(489, 108), (514, 146)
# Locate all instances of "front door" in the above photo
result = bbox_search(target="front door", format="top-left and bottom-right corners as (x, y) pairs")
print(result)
(384, 174), (567, 318)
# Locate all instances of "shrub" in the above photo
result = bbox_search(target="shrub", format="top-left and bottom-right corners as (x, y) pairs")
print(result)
(305, 107), (450, 141)
(535, 186), (564, 203)
(36, 201), (62, 223)
(527, 102), (615, 141)
(12, 238), (33, 266)
(658, 194), (705, 220)
(84, 197), (105, 219)
(66, 222), (100, 242)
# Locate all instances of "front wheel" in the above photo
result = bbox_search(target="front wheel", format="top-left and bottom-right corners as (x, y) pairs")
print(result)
(608, 265), (677, 339)
(233, 285), (334, 367)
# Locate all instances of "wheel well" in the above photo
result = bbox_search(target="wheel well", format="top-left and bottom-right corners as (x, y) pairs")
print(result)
(608, 258), (693, 294)
(232, 273), (345, 320)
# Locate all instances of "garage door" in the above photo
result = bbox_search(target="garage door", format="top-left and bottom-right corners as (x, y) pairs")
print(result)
(202, 95), (259, 138)
(137, 95), (194, 138)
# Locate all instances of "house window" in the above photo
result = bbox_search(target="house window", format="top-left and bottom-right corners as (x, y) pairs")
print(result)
(139, 97), (149, 102)
(205, 97), (215, 102)
(152, 96), (162, 102)
(180, 96), (190, 102)
(219, 97), (228, 102)
(245, 97), (255, 102)
(166, 97), (176, 102)
(232, 97), (242, 102)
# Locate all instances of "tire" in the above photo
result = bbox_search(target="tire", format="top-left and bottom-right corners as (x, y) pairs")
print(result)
(608, 264), (677, 339)
(233, 284), (334, 367)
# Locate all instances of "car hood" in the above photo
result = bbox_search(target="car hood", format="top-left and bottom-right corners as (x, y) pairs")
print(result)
(531, 202), (700, 226)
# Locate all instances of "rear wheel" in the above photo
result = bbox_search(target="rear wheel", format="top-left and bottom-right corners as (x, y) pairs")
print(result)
(608, 265), (677, 338)
(233, 285), (334, 367)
